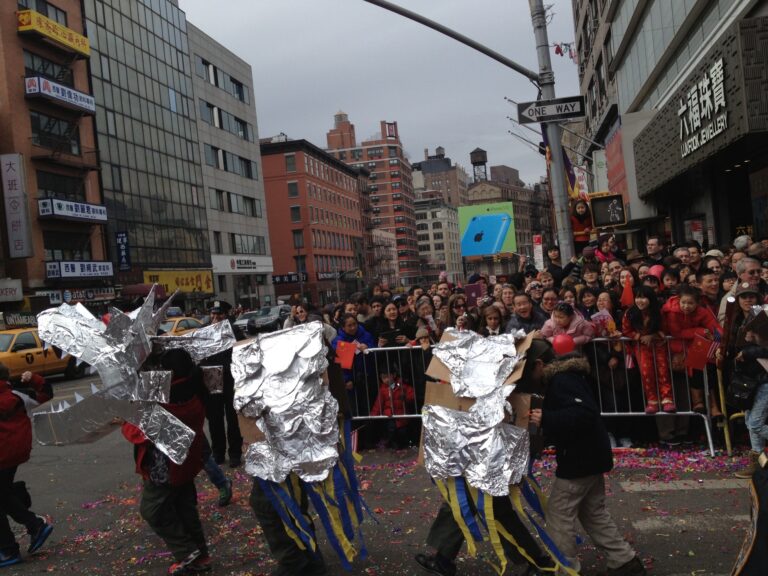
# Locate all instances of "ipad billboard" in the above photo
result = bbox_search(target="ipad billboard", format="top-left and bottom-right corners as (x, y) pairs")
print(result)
(458, 202), (516, 257)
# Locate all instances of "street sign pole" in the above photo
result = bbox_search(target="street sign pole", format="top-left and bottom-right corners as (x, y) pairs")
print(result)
(529, 0), (575, 262)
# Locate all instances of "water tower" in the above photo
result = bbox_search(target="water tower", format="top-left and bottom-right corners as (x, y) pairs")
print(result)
(470, 148), (488, 182)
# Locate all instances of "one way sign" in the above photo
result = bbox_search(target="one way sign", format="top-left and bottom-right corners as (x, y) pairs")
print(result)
(517, 95), (585, 124)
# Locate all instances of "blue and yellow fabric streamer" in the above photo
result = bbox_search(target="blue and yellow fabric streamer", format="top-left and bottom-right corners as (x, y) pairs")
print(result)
(257, 419), (371, 570)
(435, 475), (581, 576)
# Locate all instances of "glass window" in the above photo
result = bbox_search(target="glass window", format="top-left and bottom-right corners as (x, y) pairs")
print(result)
(285, 154), (296, 172)
(24, 50), (73, 86)
(287, 182), (299, 197)
(218, 275), (227, 292)
(30, 110), (80, 155)
(293, 229), (304, 249)
(43, 230), (92, 261)
(290, 206), (301, 222)
(36, 170), (85, 202)
(213, 231), (222, 253)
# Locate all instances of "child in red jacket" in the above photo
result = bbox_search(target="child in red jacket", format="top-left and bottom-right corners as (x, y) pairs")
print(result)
(0, 367), (53, 567)
(122, 349), (211, 575)
(370, 370), (415, 448)
(622, 286), (675, 414)
(662, 285), (722, 414)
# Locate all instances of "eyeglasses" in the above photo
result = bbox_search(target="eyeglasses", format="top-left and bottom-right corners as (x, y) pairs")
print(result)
(453, 303), (466, 309)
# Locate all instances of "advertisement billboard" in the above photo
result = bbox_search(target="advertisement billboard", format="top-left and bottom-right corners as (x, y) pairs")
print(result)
(458, 202), (516, 257)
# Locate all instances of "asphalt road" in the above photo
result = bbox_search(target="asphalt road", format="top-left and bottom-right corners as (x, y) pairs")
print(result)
(3, 375), (756, 576)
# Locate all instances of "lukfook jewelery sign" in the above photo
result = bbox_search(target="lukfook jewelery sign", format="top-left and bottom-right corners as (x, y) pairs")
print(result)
(678, 58), (728, 158)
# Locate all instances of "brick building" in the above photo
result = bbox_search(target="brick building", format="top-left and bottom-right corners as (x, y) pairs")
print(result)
(261, 137), (364, 304)
(0, 0), (109, 313)
(326, 113), (418, 286)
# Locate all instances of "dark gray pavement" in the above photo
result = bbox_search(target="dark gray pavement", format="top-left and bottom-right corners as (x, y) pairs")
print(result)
(2, 376), (755, 576)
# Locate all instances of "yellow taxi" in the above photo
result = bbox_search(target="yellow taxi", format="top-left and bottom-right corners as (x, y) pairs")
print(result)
(0, 328), (83, 380)
(158, 316), (204, 336)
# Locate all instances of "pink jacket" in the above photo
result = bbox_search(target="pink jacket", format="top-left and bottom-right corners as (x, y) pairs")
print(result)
(541, 314), (595, 346)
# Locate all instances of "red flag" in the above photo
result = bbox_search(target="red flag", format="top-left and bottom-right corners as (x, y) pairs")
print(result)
(620, 280), (634, 309)
(335, 340), (356, 370)
(685, 334), (713, 372)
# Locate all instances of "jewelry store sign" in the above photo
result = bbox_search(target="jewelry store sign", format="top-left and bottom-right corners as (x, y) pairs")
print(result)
(678, 58), (728, 158)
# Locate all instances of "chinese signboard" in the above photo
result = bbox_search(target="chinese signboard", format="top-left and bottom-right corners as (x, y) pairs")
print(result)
(0, 279), (23, 303)
(211, 254), (272, 274)
(1, 154), (32, 258)
(17, 10), (90, 57)
(272, 273), (308, 285)
(38, 198), (107, 222)
(46, 261), (114, 279)
(115, 232), (131, 271)
(35, 290), (63, 305)
(678, 58), (728, 158)
(143, 270), (214, 294)
(24, 76), (96, 114)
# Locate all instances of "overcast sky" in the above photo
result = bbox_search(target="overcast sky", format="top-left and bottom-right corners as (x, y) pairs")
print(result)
(178, 0), (580, 186)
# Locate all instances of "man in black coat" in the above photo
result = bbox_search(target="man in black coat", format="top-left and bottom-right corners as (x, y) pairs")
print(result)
(529, 348), (646, 576)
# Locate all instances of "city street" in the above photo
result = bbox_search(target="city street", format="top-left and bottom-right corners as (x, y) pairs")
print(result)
(2, 376), (756, 576)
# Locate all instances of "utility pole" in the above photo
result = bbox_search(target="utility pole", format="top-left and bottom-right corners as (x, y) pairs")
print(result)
(361, 0), (576, 261)
(528, 0), (575, 262)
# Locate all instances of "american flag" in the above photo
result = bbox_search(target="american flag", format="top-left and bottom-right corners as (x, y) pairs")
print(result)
(707, 331), (721, 359)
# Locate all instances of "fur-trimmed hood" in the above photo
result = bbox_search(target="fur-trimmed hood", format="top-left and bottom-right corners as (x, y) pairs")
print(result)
(543, 354), (591, 383)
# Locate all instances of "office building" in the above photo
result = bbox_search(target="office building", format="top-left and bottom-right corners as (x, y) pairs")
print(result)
(415, 194), (462, 284)
(326, 113), (419, 285)
(261, 137), (364, 305)
(573, 0), (768, 244)
(411, 146), (470, 207)
(83, 0), (212, 307)
(0, 0), (109, 313)
(188, 23), (273, 309)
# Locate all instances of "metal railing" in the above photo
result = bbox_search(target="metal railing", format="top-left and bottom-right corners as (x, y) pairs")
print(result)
(345, 337), (718, 456)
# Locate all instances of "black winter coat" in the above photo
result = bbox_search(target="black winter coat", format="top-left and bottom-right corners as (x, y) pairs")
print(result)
(541, 354), (613, 479)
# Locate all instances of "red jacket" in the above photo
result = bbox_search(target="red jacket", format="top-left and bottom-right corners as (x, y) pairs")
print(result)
(370, 378), (415, 428)
(0, 374), (50, 470)
(122, 393), (205, 486)
(571, 214), (592, 243)
(661, 296), (722, 353)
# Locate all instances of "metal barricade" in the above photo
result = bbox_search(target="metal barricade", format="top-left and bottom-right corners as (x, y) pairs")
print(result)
(587, 337), (716, 457)
(346, 345), (431, 421)
(347, 339), (718, 457)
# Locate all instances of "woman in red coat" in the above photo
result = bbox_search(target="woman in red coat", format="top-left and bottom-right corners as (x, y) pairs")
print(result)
(0, 367), (54, 567)
(661, 285), (722, 413)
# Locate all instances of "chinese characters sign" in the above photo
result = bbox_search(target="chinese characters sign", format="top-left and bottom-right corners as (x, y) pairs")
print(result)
(116, 232), (131, 272)
(17, 10), (90, 57)
(272, 273), (308, 285)
(38, 199), (107, 222)
(678, 58), (728, 158)
(25, 76), (96, 114)
(1, 154), (32, 259)
(46, 261), (114, 279)
(143, 270), (214, 294)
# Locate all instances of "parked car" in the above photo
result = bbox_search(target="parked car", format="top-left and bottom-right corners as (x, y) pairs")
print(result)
(0, 328), (85, 380)
(246, 305), (292, 334)
(233, 311), (261, 332)
(158, 316), (203, 335)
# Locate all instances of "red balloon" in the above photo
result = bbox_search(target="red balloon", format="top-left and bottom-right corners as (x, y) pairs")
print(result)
(552, 334), (575, 356)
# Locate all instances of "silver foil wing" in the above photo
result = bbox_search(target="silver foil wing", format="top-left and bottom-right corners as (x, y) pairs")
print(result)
(422, 404), (530, 497)
(137, 404), (195, 465)
(152, 320), (236, 363)
(136, 371), (172, 403)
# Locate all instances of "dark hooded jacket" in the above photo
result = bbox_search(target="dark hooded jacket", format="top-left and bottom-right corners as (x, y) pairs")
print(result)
(541, 354), (613, 479)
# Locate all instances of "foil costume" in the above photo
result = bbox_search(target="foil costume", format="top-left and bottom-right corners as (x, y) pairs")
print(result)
(33, 286), (235, 466)
(421, 329), (578, 576)
(232, 321), (368, 570)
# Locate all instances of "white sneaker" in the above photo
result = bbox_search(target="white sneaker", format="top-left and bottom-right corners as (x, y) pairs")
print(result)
(619, 437), (633, 448)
